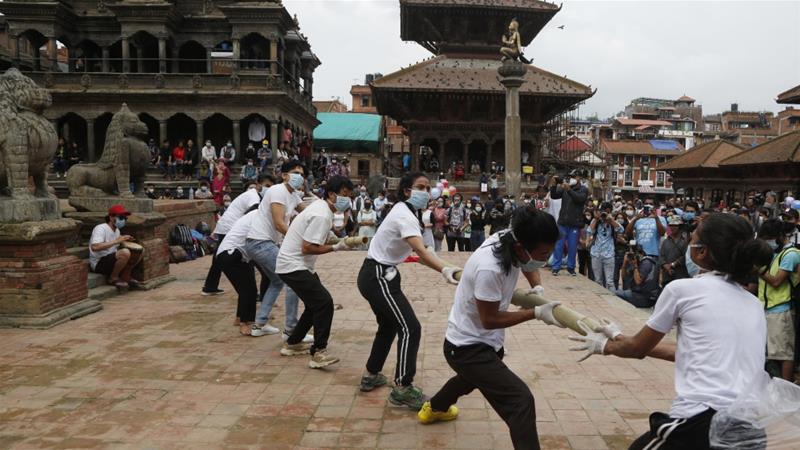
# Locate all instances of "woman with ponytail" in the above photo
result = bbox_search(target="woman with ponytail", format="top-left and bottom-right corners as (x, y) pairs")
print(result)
(356, 172), (460, 409)
(570, 213), (773, 450)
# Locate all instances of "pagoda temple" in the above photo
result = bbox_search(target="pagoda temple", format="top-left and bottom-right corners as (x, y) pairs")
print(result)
(372, 0), (594, 176)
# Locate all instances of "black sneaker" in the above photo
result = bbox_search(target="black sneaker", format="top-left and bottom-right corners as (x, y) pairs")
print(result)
(360, 372), (388, 392)
(551, 270), (559, 276)
(567, 270), (577, 277)
(201, 288), (225, 296)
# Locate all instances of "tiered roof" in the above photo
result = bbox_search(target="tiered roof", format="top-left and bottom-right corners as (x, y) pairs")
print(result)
(778, 84), (800, 105)
(658, 140), (744, 170)
(720, 130), (800, 166)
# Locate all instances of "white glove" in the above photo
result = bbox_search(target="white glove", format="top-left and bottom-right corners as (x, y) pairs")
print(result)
(568, 322), (609, 362)
(526, 285), (545, 296)
(441, 266), (460, 285)
(595, 318), (622, 339)
(533, 301), (565, 328)
(332, 239), (349, 251)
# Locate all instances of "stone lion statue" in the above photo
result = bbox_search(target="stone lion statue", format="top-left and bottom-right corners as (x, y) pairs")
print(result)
(0, 68), (58, 199)
(67, 103), (149, 198)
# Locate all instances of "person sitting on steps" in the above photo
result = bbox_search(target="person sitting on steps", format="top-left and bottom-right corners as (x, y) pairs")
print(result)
(88, 204), (143, 290)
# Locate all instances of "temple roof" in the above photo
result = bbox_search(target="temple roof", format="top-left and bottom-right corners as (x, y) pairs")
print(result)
(720, 130), (800, 166)
(778, 84), (800, 104)
(658, 140), (744, 171)
(371, 55), (592, 97)
(399, 0), (558, 10)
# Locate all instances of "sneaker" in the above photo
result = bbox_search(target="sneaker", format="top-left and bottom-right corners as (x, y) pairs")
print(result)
(417, 401), (459, 424)
(201, 288), (225, 296)
(568, 270), (577, 277)
(389, 385), (427, 410)
(249, 324), (268, 337)
(282, 330), (314, 344)
(280, 342), (312, 356)
(258, 324), (281, 335)
(360, 372), (388, 392)
(551, 270), (559, 276)
(309, 349), (340, 369)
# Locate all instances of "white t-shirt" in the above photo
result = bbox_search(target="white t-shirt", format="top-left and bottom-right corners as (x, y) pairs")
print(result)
(276, 199), (333, 274)
(646, 272), (766, 418)
(89, 223), (120, 270)
(247, 183), (301, 244)
(216, 210), (257, 262)
(445, 234), (519, 351)
(367, 202), (422, 266)
(213, 188), (261, 235)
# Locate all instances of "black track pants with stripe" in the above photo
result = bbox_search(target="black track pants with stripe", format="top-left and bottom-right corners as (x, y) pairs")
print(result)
(357, 258), (421, 387)
(629, 409), (721, 450)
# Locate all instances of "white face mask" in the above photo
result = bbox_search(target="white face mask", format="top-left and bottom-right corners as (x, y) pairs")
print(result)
(569, 178), (578, 186)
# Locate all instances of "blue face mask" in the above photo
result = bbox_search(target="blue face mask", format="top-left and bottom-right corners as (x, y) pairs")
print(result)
(408, 189), (430, 210)
(682, 212), (696, 222)
(334, 195), (351, 212)
(115, 217), (126, 229)
(288, 173), (304, 190)
(765, 239), (779, 252)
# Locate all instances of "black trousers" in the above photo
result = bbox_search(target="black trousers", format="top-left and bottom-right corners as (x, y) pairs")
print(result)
(217, 249), (257, 322)
(446, 235), (468, 252)
(628, 409), (725, 450)
(430, 340), (539, 450)
(279, 270), (334, 354)
(202, 233), (225, 291)
(357, 258), (421, 386)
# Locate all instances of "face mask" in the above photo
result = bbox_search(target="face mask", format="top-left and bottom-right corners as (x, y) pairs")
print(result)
(288, 173), (304, 190)
(224, 202), (231, 207)
(476, 207), (482, 212)
(569, 178), (577, 186)
(334, 195), (351, 212)
(625, 209), (635, 217)
(364, 204), (372, 210)
(519, 247), (547, 272)
(765, 239), (779, 252)
(200, 187), (207, 191)
(523, 199), (530, 204)
(682, 212), (696, 222)
(437, 202), (444, 207)
(408, 189), (431, 210)
(177, 189), (183, 195)
(114, 217), (126, 229)
(360, 191), (367, 197)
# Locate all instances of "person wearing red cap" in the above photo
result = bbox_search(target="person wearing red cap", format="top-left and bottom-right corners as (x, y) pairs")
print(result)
(88, 204), (142, 289)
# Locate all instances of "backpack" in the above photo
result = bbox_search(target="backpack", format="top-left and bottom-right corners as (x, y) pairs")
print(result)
(170, 224), (194, 250)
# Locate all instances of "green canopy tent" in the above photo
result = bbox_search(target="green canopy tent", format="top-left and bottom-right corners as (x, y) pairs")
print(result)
(313, 112), (383, 153)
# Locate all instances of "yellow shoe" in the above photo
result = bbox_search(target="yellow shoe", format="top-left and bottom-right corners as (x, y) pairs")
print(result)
(417, 401), (458, 424)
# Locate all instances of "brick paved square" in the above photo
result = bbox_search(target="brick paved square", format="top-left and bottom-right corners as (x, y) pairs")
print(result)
(0, 252), (674, 449)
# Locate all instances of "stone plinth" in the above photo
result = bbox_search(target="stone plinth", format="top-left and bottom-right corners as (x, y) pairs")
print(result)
(65, 212), (175, 290)
(498, 60), (527, 198)
(0, 197), (61, 223)
(68, 196), (153, 213)
(0, 218), (101, 328)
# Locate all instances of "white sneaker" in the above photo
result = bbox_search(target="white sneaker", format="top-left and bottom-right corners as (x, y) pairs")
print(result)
(250, 324), (268, 337)
(257, 324), (280, 335)
(282, 330), (313, 344)
(280, 342), (312, 356)
(309, 349), (339, 369)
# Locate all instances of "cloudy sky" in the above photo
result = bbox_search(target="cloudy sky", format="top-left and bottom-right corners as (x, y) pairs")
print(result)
(284, 0), (800, 119)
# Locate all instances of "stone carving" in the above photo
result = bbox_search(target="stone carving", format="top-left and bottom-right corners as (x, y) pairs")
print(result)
(0, 68), (58, 199)
(192, 74), (202, 89)
(80, 73), (92, 89)
(154, 73), (165, 89)
(500, 18), (531, 64)
(229, 73), (240, 89)
(66, 103), (150, 206)
(43, 72), (54, 88)
(118, 73), (128, 89)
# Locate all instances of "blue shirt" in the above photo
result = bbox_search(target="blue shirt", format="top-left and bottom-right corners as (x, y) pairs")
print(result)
(587, 222), (624, 259)
(634, 216), (667, 256)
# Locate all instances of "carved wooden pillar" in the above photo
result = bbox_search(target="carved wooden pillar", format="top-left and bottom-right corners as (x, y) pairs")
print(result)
(269, 40), (278, 75)
(206, 46), (213, 73)
(86, 118), (96, 162)
(47, 37), (57, 71)
(135, 45), (144, 73)
(486, 139), (494, 172)
(232, 120), (241, 163)
(462, 140), (469, 170)
(101, 46), (110, 72)
(232, 38), (240, 71)
(121, 36), (130, 73)
(159, 120), (167, 146)
(196, 119), (204, 147)
(437, 138), (446, 173)
(158, 37), (167, 73)
(270, 121), (279, 161)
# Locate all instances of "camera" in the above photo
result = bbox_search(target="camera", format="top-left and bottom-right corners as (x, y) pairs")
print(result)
(643, 205), (653, 216)
(600, 212), (608, 221)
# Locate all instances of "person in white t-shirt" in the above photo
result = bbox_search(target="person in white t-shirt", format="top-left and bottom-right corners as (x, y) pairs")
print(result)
(245, 161), (308, 338)
(201, 173), (275, 296)
(418, 208), (563, 450)
(276, 176), (354, 369)
(356, 172), (462, 410)
(570, 213), (773, 450)
(215, 208), (261, 336)
(88, 204), (142, 289)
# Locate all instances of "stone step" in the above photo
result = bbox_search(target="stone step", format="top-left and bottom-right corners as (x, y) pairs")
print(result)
(67, 246), (89, 261)
(88, 285), (119, 302)
(87, 272), (105, 290)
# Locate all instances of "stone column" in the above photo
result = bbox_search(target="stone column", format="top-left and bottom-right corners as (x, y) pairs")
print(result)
(270, 40), (279, 75)
(171, 46), (179, 73)
(462, 140), (469, 170)
(47, 37), (57, 71)
(135, 45), (144, 73)
(497, 61), (526, 198)
(159, 120), (167, 145)
(158, 37), (167, 73)
(486, 139), (494, 172)
(410, 142), (420, 172)
(121, 37), (130, 73)
(206, 46), (213, 73)
(101, 46), (110, 72)
(270, 121), (279, 163)
(232, 120), (241, 163)
(437, 139), (446, 173)
(196, 119), (204, 147)
(232, 38), (240, 71)
(86, 118), (95, 162)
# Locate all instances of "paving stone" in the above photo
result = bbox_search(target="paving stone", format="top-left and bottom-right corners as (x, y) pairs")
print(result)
(0, 251), (674, 449)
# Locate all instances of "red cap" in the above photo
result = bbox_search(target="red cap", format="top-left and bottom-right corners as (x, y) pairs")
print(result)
(108, 204), (132, 217)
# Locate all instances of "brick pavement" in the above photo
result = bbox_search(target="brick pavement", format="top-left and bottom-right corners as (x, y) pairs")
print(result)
(0, 252), (675, 450)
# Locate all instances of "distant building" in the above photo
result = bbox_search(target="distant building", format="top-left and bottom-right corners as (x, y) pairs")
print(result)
(351, 73), (408, 171)
(567, 118), (608, 144)
(313, 100), (349, 113)
(719, 104), (778, 146)
(602, 139), (684, 198)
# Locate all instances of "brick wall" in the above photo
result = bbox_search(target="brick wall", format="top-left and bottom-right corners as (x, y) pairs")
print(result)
(154, 200), (217, 238)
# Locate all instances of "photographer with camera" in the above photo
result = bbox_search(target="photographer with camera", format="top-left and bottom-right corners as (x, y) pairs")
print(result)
(586, 202), (624, 290)
(625, 197), (666, 258)
(614, 242), (660, 308)
(549, 169), (589, 276)
(658, 215), (690, 286)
